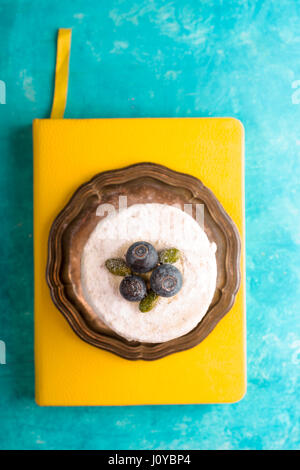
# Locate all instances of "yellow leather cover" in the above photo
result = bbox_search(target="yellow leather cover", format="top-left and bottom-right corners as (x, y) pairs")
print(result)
(33, 117), (246, 406)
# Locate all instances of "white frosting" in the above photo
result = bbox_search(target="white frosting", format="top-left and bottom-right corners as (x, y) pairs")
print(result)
(81, 204), (217, 343)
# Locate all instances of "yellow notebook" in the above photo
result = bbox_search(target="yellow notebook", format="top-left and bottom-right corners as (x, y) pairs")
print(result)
(33, 30), (246, 406)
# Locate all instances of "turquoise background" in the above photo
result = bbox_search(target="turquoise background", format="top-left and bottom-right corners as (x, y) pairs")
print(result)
(0, 0), (299, 450)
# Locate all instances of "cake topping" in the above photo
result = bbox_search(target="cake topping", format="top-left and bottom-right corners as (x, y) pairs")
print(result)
(159, 247), (180, 264)
(119, 275), (147, 302)
(126, 241), (159, 273)
(150, 264), (183, 298)
(139, 290), (159, 313)
(105, 240), (183, 311)
(105, 258), (131, 276)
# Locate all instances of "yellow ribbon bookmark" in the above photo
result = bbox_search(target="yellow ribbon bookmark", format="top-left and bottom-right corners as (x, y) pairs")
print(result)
(50, 28), (72, 119)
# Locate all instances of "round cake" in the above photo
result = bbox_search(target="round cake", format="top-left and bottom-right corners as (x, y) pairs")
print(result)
(81, 203), (217, 343)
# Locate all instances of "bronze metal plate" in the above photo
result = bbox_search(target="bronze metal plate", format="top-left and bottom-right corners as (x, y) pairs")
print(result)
(46, 162), (241, 360)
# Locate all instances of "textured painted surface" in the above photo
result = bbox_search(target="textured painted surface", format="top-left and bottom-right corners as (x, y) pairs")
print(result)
(0, 0), (299, 450)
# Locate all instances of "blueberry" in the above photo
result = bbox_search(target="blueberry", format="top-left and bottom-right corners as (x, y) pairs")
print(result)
(126, 241), (158, 273)
(150, 264), (182, 297)
(119, 275), (147, 302)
